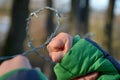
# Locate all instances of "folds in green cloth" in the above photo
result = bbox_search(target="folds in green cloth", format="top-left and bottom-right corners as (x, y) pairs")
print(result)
(54, 35), (120, 80)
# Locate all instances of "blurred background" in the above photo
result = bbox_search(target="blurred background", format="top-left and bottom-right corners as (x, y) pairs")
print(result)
(0, 0), (120, 79)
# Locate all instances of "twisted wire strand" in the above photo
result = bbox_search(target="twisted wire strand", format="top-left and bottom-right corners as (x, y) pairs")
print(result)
(0, 7), (61, 65)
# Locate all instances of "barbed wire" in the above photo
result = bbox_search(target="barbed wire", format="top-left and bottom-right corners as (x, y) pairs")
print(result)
(0, 7), (61, 65)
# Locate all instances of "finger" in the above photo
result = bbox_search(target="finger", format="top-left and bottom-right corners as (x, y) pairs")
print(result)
(73, 72), (99, 80)
(84, 72), (98, 80)
(11, 55), (32, 68)
(0, 55), (31, 76)
(64, 35), (73, 54)
(47, 38), (64, 52)
(49, 51), (64, 62)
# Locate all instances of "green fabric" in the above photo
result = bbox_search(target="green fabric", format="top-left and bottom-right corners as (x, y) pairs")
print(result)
(0, 68), (48, 80)
(0, 68), (29, 80)
(35, 69), (48, 80)
(54, 35), (120, 80)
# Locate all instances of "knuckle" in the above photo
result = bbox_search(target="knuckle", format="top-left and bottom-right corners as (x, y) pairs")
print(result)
(14, 55), (28, 62)
(47, 45), (52, 52)
(1, 60), (10, 66)
(47, 45), (49, 49)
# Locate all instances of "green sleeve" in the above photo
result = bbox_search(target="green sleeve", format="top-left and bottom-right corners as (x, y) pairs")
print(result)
(54, 35), (120, 80)
(0, 68), (48, 80)
(0, 68), (28, 80)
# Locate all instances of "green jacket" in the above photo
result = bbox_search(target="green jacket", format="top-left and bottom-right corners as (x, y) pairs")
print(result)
(0, 35), (120, 80)
(54, 35), (120, 80)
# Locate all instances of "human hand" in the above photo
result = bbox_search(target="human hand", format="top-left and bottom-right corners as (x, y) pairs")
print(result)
(73, 72), (99, 80)
(47, 32), (73, 62)
(0, 55), (31, 76)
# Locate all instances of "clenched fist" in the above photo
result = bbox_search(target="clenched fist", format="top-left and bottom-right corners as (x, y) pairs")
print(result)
(47, 32), (98, 80)
(47, 32), (73, 62)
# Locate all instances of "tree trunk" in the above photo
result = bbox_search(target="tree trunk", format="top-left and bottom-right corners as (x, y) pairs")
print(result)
(44, 0), (56, 80)
(70, 0), (89, 37)
(105, 0), (115, 54)
(69, 0), (77, 35)
(2, 0), (29, 56)
(46, 0), (54, 36)
(76, 0), (89, 36)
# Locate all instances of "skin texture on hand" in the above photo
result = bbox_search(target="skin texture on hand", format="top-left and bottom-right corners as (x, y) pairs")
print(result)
(47, 32), (73, 62)
(0, 55), (31, 76)
(72, 72), (99, 80)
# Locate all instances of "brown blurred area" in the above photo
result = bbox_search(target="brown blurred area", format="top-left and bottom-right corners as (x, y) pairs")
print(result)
(0, 0), (120, 79)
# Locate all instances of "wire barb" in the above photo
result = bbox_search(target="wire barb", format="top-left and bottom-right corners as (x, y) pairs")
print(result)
(0, 7), (61, 65)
